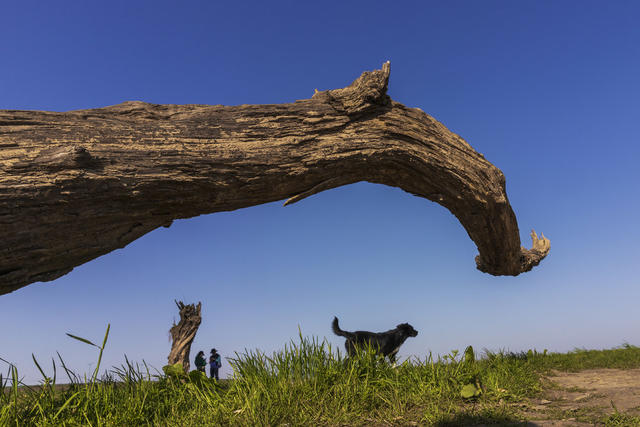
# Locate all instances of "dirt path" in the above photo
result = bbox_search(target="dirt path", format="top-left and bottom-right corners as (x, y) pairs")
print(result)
(518, 368), (640, 426)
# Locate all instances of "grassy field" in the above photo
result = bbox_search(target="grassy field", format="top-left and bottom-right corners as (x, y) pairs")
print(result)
(2, 327), (640, 426)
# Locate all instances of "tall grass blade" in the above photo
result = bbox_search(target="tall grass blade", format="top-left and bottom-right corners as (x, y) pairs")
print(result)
(51, 357), (57, 386)
(32, 353), (47, 380)
(52, 391), (80, 421)
(65, 333), (98, 347)
(57, 351), (79, 384)
(91, 324), (111, 383)
(11, 364), (18, 424)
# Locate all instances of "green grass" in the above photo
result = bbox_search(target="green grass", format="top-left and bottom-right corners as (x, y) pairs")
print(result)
(605, 412), (640, 426)
(2, 326), (640, 426)
(537, 343), (640, 371)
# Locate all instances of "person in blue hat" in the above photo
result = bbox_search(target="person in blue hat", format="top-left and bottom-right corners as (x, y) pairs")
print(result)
(209, 348), (221, 380)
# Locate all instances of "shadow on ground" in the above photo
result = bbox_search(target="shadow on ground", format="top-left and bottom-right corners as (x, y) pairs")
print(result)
(434, 413), (532, 426)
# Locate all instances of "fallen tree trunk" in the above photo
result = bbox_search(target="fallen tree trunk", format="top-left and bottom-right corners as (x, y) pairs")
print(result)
(168, 300), (202, 372)
(0, 62), (549, 295)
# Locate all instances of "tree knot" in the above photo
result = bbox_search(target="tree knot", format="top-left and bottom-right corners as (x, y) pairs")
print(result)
(32, 144), (100, 171)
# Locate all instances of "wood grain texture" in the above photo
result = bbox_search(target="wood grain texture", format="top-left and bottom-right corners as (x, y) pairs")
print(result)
(0, 62), (549, 295)
(168, 301), (202, 373)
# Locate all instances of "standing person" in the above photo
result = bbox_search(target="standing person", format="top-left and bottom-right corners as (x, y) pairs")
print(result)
(209, 348), (221, 380)
(195, 350), (206, 373)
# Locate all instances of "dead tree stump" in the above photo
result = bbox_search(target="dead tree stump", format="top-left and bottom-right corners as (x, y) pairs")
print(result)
(168, 300), (202, 372)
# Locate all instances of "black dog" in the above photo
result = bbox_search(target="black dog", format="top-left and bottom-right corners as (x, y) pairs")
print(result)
(332, 316), (418, 362)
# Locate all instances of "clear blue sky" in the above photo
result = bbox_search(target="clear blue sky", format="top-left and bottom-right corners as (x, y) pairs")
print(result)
(2, 1), (639, 384)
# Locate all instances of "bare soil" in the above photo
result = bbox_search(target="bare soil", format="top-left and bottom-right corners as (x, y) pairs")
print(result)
(517, 368), (640, 426)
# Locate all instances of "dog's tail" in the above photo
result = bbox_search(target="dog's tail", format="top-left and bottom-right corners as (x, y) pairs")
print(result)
(332, 317), (353, 339)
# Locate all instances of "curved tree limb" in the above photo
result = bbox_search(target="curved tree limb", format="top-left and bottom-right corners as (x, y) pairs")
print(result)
(0, 62), (549, 295)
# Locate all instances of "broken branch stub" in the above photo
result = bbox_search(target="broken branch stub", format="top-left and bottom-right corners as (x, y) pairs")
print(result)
(0, 61), (549, 295)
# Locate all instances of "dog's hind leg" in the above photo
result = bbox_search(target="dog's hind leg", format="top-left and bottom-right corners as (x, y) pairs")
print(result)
(388, 347), (400, 364)
(345, 340), (357, 358)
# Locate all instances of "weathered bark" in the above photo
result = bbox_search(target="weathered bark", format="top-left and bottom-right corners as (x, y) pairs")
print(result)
(168, 300), (202, 372)
(0, 62), (549, 295)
